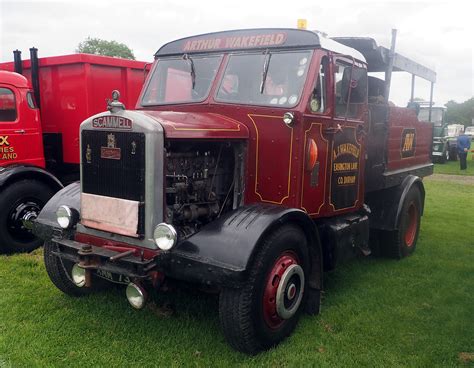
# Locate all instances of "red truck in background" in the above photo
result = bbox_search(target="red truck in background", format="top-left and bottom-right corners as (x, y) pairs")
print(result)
(0, 49), (148, 253)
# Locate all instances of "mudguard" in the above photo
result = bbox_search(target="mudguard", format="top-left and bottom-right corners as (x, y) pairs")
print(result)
(33, 182), (80, 239)
(167, 204), (323, 290)
(365, 175), (425, 231)
(0, 165), (63, 191)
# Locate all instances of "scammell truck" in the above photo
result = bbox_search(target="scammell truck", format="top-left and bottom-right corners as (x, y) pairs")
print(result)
(34, 28), (435, 354)
(0, 49), (147, 253)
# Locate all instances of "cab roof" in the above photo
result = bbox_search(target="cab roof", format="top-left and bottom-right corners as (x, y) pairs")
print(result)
(0, 70), (30, 88)
(155, 28), (366, 62)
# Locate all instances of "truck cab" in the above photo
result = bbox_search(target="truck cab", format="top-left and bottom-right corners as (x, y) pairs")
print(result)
(0, 71), (44, 168)
(35, 28), (435, 354)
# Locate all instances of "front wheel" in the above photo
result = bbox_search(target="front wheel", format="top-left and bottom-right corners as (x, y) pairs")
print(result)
(0, 180), (55, 254)
(219, 225), (309, 355)
(44, 241), (105, 297)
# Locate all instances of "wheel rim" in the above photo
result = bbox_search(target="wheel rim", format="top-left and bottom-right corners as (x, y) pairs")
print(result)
(404, 202), (418, 247)
(7, 199), (42, 243)
(262, 251), (305, 329)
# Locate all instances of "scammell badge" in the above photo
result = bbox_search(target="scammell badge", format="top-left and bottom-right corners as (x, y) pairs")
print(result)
(131, 141), (137, 155)
(107, 133), (116, 148)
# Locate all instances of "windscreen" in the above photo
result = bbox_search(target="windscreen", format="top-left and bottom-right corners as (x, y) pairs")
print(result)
(141, 55), (222, 105)
(216, 50), (312, 107)
(418, 108), (443, 124)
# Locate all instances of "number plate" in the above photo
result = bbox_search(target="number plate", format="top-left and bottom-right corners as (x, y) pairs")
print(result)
(95, 268), (132, 284)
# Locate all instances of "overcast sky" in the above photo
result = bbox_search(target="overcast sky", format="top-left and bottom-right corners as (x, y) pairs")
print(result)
(1, 0), (472, 106)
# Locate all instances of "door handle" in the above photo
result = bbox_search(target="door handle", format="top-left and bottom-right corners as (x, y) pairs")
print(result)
(14, 129), (26, 134)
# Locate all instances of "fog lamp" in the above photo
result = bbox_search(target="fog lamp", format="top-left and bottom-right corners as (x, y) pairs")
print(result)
(71, 264), (86, 287)
(56, 205), (78, 229)
(153, 223), (177, 250)
(126, 282), (147, 310)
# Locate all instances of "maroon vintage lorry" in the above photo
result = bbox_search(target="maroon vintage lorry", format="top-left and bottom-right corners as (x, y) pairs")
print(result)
(34, 28), (435, 354)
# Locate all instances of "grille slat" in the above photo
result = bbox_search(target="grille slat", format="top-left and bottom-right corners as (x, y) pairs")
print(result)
(81, 130), (146, 202)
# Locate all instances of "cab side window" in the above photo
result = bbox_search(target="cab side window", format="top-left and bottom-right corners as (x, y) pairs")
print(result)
(308, 56), (329, 114)
(335, 61), (367, 119)
(0, 88), (17, 122)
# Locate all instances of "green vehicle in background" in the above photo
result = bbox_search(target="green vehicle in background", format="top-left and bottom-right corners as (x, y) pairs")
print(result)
(418, 106), (460, 163)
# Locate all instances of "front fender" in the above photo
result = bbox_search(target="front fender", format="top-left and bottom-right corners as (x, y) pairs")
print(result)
(0, 165), (63, 190)
(166, 204), (322, 288)
(33, 182), (80, 240)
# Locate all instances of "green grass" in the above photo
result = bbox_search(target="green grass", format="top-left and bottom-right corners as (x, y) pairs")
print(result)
(1, 179), (473, 367)
(434, 158), (474, 176)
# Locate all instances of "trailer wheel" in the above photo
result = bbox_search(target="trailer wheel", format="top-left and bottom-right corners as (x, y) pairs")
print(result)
(44, 240), (105, 296)
(382, 186), (422, 259)
(0, 180), (55, 254)
(219, 224), (309, 355)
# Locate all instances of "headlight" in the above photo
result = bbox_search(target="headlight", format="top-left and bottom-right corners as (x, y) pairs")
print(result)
(56, 205), (78, 229)
(153, 223), (177, 250)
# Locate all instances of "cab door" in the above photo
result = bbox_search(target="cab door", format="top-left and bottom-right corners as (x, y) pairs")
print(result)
(300, 52), (332, 216)
(328, 57), (368, 213)
(0, 85), (45, 168)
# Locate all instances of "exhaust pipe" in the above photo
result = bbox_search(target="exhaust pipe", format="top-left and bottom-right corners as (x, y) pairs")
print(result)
(29, 47), (41, 109)
(13, 50), (23, 74)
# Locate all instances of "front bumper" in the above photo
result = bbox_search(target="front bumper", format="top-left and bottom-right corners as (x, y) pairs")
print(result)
(49, 235), (245, 288)
(52, 237), (156, 280)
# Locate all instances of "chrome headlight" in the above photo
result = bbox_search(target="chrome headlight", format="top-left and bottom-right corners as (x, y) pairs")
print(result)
(71, 264), (86, 287)
(56, 205), (72, 229)
(153, 223), (177, 250)
(56, 205), (78, 229)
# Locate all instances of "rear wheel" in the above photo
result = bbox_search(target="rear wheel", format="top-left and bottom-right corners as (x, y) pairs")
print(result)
(0, 180), (55, 254)
(381, 186), (422, 259)
(219, 225), (310, 354)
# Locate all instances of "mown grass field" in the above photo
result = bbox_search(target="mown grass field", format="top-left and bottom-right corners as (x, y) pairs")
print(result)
(434, 157), (474, 176)
(1, 178), (473, 367)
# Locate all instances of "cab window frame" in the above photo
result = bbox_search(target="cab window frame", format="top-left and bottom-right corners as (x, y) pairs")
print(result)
(0, 87), (18, 123)
(334, 58), (367, 120)
(306, 55), (330, 115)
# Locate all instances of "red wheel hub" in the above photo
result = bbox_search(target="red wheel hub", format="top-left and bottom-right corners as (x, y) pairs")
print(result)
(404, 202), (418, 247)
(262, 251), (299, 329)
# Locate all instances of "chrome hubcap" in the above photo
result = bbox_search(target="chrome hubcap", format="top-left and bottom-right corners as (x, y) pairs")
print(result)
(275, 264), (305, 320)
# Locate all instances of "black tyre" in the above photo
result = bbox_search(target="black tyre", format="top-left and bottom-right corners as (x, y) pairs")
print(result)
(381, 186), (422, 259)
(0, 180), (55, 254)
(444, 148), (450, 162)
(44, 240), (101, 297)
(438, 149), (448, 164)
(219, 225), (310, 355)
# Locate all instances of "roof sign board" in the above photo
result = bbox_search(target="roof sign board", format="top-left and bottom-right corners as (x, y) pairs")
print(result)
(155, 28), (322, 56)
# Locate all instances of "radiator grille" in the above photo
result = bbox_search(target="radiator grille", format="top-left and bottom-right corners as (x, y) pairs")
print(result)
(81, 130), (145, 202)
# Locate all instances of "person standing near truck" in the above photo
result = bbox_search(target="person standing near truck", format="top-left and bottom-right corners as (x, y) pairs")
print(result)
(456, 131), (471, 170)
